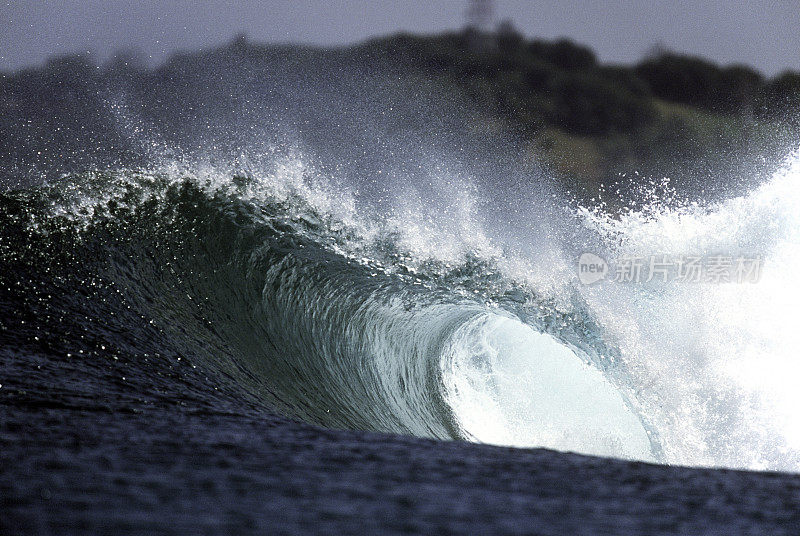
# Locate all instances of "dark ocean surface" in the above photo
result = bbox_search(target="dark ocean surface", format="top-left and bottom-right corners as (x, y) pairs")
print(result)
(4, 345), (800, 535)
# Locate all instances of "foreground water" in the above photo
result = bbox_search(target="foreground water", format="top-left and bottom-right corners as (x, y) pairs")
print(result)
(3, 306), (800, 534)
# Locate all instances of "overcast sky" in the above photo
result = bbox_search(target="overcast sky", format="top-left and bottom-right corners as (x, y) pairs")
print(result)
(2, 1), (799, 76)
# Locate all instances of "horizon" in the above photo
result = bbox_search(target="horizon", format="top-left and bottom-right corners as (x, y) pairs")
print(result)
(2, 1), (800, 76)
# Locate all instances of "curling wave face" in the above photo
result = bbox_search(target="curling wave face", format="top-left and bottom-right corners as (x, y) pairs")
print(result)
(3, 149), (800, 470)
(0, 165), (663, 464)
(441, 313), (655, 460)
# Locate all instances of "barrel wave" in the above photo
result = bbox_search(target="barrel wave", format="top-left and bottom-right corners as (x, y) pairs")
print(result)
(4, 36), (800, 467)
(0, 166), (665, 464)
(6, 139), (800, 471)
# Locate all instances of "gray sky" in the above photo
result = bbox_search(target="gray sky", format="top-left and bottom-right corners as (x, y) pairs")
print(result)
(2, 1), (799, 76)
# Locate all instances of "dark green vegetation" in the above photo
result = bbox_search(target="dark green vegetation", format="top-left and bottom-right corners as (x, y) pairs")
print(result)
(359, 29), (799, 195)
(1, 29), (798, 197)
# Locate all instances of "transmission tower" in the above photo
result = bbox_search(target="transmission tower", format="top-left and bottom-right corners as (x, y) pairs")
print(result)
(465, 0), (495, 32)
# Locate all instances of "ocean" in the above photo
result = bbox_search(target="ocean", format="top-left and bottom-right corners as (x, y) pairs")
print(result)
(2, 43), (800, 534)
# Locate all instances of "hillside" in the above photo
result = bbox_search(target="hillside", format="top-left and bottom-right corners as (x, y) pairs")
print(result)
(358, 30), (799, 198)
(1, 30), (798, 200)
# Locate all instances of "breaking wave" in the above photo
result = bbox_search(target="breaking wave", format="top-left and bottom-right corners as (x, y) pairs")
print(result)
(3, 147), (800, 471)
